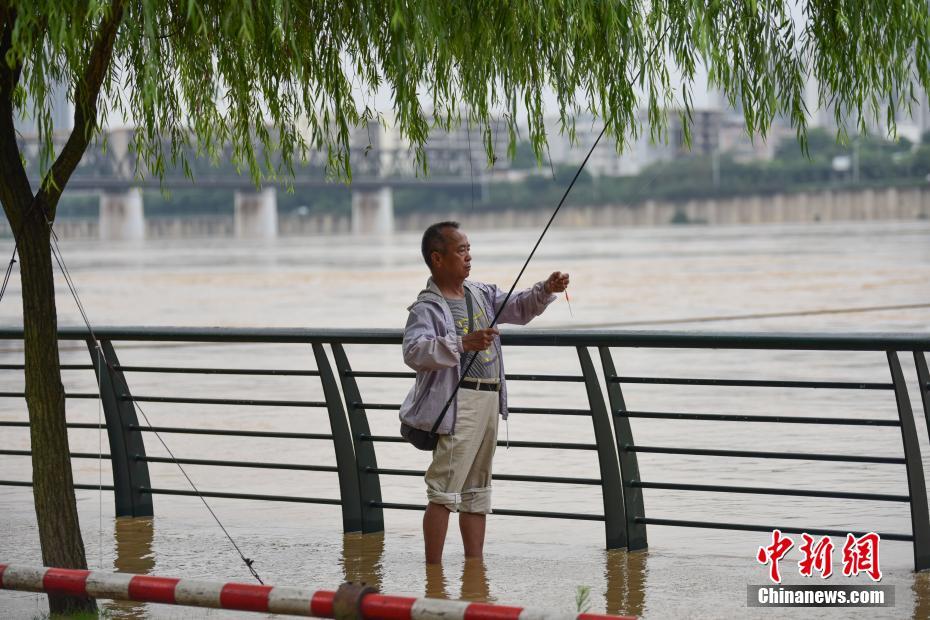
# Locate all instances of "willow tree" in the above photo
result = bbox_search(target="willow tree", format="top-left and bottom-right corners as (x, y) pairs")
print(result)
(2, 0), (929, 613)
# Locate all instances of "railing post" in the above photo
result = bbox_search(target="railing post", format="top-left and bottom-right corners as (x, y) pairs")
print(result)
(576, 347), (627, 549)
(887, 351), (930, 571)
(599, 346), (647, 550)
(86, 339), (153, 517)
(312, 343), (362, 533)
(914, 352), (930, 446)
(330, 343), (384, 533)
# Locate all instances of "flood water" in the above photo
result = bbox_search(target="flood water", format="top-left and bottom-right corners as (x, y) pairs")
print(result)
(1, 220), (929, 618)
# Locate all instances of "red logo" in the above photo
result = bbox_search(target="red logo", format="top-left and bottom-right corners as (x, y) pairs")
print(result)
(841, 533), (882, 581)
(756, 529), (794, 583)
(756, 531), (882, 583)
(798, 534), (834, 579)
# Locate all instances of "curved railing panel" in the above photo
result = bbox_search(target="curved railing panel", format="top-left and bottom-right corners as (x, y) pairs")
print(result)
(598, 346), (646, 551)
(312, 343), (363, 533)
(87, 339), (152, 517)
(331, 343), (384, 533)
(887, 351), (930, 570)
(576, 347), (626, 549)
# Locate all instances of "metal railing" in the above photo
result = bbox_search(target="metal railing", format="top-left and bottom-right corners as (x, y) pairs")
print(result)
(0, 327), (928, 571)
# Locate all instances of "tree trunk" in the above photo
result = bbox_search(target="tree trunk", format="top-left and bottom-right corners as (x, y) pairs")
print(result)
(18, 206), (96, 615)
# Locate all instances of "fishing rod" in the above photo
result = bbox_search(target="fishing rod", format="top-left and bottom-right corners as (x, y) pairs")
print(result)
(426, 122), (609, 441)
(423, 24), (680, 441)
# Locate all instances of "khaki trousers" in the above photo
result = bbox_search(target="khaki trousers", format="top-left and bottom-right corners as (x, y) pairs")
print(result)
(425, 386), (499, 514)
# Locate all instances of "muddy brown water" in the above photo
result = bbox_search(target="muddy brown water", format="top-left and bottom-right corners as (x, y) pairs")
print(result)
(1, 221), (929, 618)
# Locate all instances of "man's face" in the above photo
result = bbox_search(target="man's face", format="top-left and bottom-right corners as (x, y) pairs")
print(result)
(432, 228), (471, 281)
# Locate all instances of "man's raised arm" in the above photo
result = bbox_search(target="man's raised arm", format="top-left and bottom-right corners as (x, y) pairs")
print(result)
(491, 272), (569, 325)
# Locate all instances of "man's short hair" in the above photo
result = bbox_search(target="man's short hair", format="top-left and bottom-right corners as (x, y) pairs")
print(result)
(421, 221), (459, 269)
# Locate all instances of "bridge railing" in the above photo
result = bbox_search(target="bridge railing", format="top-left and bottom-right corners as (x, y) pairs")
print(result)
(0, 327), (927, 570)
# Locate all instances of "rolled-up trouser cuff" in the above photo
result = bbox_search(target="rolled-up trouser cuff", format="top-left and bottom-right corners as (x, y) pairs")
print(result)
(427, 486), (492, 514)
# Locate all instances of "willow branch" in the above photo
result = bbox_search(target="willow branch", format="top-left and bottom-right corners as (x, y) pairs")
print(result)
(35, 0), (126, 220)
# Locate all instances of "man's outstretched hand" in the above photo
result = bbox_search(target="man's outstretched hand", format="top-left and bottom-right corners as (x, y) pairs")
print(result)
(544, 271), (570, 294)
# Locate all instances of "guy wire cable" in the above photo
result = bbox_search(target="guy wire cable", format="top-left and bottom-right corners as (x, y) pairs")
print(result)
(39, 208), (266, 585)
(96, 344), (104, 570)
(0, 200), (49, 305)
(0, 204), (112, 573)
(0, 242), (16, 302)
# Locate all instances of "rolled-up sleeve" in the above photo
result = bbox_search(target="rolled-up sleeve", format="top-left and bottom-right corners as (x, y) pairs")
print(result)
(491, 281), (556, 325)
(403, 303), (462, 370)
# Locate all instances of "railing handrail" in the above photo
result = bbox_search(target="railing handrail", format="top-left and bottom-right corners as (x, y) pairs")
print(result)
(0, 325), (929, 350)
(1, 326), (928, 571)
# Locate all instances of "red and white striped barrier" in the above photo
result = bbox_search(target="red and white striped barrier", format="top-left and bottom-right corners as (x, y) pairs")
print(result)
(0, 563), (634, 620)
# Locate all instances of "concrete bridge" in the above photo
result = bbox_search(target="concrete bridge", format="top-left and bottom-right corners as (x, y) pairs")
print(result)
(20, 125), (490, 239)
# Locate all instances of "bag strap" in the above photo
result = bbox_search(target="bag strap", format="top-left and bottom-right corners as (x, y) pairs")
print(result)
(430, 288), (479, 435)
(464, 287), (475, 334)
(463, 288), (480, 375)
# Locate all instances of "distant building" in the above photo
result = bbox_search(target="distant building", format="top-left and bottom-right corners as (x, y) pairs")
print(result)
(705, 88), (796, 162)
(421, 117), (505, 177)
(543, 109), (729, 177)
(669, 109), (721, 156)
(717, 115), (786, 161)
(543, 114), (658, 177)
(346, 114), (502, 178)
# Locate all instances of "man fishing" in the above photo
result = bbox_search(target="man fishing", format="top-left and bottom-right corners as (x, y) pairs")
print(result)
(400, 221), (570, 564)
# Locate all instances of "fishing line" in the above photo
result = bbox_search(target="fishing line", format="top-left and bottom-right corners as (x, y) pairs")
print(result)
(548, 301), (930, 330)
(466, 109), (476, 212)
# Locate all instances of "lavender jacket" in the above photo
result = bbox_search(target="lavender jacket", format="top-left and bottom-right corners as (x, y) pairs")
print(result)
(399, 277), (556, 435)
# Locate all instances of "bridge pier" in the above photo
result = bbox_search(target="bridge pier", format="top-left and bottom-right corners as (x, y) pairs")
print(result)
(234, 188), (278, 239)
(99, 188), (145, 241)
(351, 187), (394, 235)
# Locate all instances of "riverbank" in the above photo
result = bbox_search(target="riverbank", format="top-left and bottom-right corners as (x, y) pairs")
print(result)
(3, 185), (928, 240)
